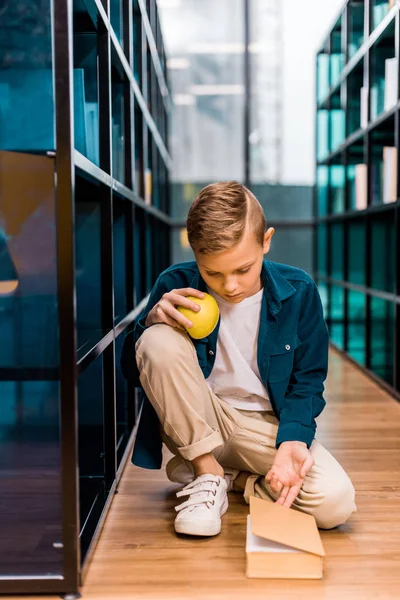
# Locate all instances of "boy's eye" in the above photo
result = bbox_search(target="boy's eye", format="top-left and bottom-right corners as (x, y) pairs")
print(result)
(237, 268), (250, 274)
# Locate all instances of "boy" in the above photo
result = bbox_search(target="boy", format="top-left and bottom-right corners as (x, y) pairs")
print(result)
(121, 181), (356, 537)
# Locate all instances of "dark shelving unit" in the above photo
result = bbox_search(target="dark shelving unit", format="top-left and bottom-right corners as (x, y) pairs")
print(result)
(315, 0), (400, 400)
(0, 0), (171, 595)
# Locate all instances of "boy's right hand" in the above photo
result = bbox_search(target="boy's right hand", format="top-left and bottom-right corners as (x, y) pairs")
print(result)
(145, 288), (205, 331)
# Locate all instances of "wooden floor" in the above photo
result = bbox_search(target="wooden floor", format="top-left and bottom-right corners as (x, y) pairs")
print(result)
(9, 348), (400, 599)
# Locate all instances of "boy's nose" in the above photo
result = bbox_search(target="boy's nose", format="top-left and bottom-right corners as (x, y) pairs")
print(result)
(223, 279), (238, 293)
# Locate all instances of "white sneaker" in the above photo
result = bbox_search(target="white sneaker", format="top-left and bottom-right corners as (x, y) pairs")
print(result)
(174, 474), (229, 536)
(166, 455), (239, 491)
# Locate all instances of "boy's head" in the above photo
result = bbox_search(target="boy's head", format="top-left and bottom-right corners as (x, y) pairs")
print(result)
(186, 181), (274, 303)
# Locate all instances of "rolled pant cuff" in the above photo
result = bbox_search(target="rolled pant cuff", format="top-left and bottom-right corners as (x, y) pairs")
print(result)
(243, 474), (261, 504)
(177, 429), (224, 462)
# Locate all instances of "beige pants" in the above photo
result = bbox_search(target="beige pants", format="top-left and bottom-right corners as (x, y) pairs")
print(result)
(136, 324), (357, 529)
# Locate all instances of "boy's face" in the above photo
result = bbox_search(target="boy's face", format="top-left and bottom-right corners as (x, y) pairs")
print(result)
(195, 227), (275, 303)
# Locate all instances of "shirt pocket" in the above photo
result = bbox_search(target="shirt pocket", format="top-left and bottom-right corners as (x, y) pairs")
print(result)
(267, 335), (300, 383)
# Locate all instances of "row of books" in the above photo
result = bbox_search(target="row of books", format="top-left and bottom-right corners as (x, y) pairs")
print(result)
(360, 57), (398, 126)
(353, 146), (397, 209)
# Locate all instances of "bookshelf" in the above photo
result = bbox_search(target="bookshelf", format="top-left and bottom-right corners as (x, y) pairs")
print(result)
(315, 0), (399, 398)
(0, 0), (170, 595)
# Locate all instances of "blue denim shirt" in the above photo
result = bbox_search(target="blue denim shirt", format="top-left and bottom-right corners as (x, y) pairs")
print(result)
(121, 259), (329, 469)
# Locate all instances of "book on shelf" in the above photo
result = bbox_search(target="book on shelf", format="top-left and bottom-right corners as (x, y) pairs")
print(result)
(112, 120), (125, 184)
(0, 69), (54, 151)
(384, 57), (398, 112)
(85, 101), (99, 166)
(144, 168), (152, 205)
(383, 146), (397, 203)
(360, 87), (368, 128)
(354, 164), (368, 210)
(371, 78), (386, 120)
(74, 68), (87, 156)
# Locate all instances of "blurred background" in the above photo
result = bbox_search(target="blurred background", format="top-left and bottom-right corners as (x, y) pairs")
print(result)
(158, 0), (345, 271)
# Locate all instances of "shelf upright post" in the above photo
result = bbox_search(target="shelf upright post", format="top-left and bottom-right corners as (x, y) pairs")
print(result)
(99, 15), (117, 491)
(394, 8), (400, 391)
(365, 0), (373, 369)
(52, 0), (80, 592)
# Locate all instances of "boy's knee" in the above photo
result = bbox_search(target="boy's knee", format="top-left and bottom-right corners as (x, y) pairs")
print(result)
(312, 477), (356, 530)
(136, 324), (192, 368)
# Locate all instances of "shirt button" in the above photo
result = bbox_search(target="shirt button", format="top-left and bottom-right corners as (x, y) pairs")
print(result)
(209, 350), (214, 356)
(285, 344), (291, 351)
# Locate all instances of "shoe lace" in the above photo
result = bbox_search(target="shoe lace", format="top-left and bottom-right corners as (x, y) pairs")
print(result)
(175, 475), (221, 513)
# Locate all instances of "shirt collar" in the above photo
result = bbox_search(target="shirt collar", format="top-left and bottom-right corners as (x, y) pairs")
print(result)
(189, 259), (296, 316)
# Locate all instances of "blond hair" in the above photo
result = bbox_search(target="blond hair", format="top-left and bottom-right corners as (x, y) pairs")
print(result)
(186, 181), (266, 254)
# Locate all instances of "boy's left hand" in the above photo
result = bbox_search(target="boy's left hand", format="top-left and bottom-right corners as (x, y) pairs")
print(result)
(265, 441), (315, 508)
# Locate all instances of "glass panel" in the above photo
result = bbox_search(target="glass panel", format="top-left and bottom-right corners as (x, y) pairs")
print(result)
(330, 285), (345, 349)
(330, 223), (344, 280)
(348, 220), (366, 285)
(134, 98), (144, 198)
(133, 0), (142, 88)
(112, 51), (128, 186)
(371, 0), (392, 31)
(317, 53), (329, 104)
(330, 16), (345, 88)
(370, 21), (396, 121)
(267, 227), (313, 275)
(113, 195), (128, 324)
(172, 227), (195, 264)
(371, 212), (396, 292)
(115, 334), (133, 466)
(347, 290), (366, 365)
(317, 110), (329, 162)
(347, 62), (364, 135)
(330, 108), (346, 153)
(371, 115), (396, 205)
(110, 0), (124, 47)
(0, 3), (55, 152)
(330, 163), (345, 214)
(78, 353), (107, 559)
(317, 224), (327, 275)
(73, 2), (100, 166)
(348, 1), (365, 58)
(134, 208), (146, 303)
(318, 280), (329, 319)
(317, 166), (329, 217)
(0, 152), (62, 576)
(370, 296), (395, 384)
(75, 175), (104, 356)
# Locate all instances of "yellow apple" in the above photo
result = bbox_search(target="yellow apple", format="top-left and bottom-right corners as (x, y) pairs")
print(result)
(177, 293), (220, 339)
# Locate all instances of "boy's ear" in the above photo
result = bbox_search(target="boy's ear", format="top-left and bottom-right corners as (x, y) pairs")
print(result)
(263, 227), (275, 254)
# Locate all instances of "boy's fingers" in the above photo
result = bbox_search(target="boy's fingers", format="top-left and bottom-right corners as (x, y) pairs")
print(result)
(168, 293), (201, 312)
(158, 303), (193, 329)
(275, 485), (290, 505)
(176, 288), (205, 298)
(282, 484), (301, 508)
(300, 455), (315, 478)
(270, 476), (283, 494)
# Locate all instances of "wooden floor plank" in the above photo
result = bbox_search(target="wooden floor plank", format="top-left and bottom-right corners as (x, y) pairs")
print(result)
(6, 348), (400, 599)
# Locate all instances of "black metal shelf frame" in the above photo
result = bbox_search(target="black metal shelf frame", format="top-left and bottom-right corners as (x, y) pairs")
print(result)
(314, 0), (400, 403)
(0, 0), (170, 595)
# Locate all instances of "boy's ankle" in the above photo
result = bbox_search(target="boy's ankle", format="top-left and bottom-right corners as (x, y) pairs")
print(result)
(194, 467), (224, 479)
(191, 452), (224, 479)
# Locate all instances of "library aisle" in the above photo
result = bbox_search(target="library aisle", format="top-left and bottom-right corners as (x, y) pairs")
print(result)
(6, 348), (400, 600)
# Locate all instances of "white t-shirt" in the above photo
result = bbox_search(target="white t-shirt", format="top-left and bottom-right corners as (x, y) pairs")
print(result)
(206, 287), (272, 411)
